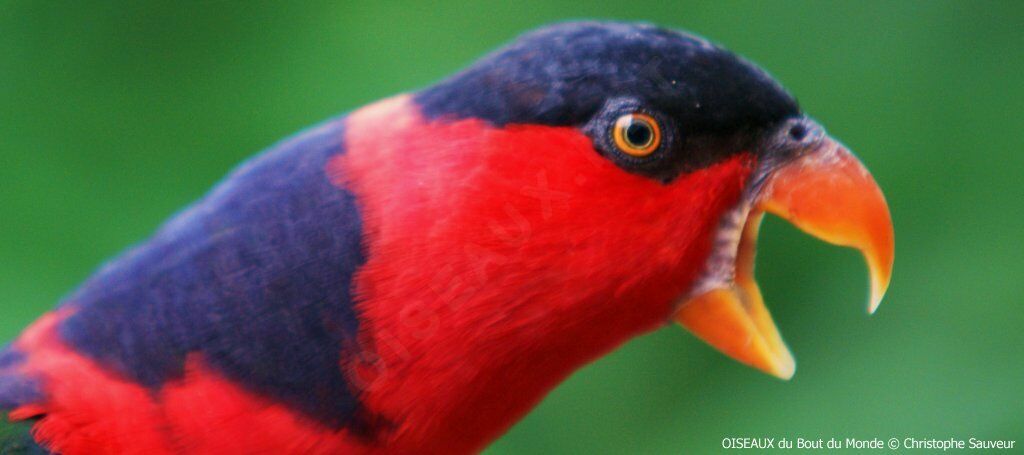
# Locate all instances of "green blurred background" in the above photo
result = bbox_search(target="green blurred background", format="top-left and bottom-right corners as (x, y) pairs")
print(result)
(1, 1), (1021, 452)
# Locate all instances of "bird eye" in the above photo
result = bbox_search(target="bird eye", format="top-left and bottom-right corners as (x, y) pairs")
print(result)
(612, 113), (661, 157)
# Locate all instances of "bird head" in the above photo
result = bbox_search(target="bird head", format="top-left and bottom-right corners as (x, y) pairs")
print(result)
(339, 22), (894, 392)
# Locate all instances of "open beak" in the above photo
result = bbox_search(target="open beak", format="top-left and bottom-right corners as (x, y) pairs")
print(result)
(674, 134), (894, 380)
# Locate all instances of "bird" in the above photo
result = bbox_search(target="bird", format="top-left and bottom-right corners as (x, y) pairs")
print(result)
(0, 21), (893, 454)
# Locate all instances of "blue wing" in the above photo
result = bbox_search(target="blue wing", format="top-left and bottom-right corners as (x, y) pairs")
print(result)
(54, 117), (370, 429)
(1, 347), (47, 453)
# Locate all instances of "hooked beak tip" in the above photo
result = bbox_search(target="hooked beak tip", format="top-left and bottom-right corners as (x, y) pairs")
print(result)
(675, 134), (893, 379)
(761, 139), (894, 314)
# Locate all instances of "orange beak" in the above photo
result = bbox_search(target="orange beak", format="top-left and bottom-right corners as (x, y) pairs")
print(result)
(674, 136), (894, 379)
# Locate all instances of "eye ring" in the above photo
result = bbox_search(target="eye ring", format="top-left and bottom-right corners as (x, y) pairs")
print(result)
(612, 113), (661, 157)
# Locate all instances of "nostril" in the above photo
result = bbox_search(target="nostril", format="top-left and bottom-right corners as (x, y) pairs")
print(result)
(788, 124), (808, 141)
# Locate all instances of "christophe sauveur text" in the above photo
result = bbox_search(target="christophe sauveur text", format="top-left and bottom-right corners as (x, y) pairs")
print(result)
(722, 436), (1016, 450)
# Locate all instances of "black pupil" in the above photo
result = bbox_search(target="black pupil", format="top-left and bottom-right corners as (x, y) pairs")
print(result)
(625, 121), (652, 147)
(789, 124), (808, 141)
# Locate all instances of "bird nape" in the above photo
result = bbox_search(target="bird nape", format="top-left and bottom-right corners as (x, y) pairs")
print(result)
(0, 21), (893, 454)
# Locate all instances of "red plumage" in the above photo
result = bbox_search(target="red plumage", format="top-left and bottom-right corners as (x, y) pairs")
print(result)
(10, 311), (370, 454)
(334, 96), (753, 452)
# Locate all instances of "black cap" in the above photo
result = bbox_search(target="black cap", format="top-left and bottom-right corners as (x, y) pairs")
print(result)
(416, 21), (802, 181)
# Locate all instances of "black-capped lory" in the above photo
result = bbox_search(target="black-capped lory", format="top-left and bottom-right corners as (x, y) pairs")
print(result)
(0, 21), (893, 454)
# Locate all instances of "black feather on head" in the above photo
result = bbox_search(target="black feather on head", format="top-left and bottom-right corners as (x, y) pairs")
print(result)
(417, 21), (803, 181)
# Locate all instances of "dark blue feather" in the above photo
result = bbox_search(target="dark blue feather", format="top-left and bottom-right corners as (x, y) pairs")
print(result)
(57, 117), (369, 429)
